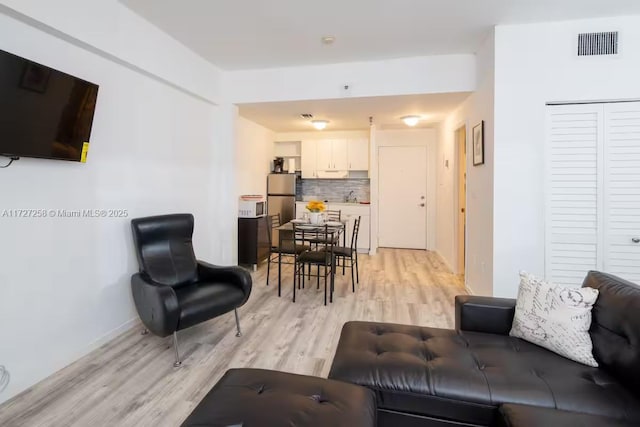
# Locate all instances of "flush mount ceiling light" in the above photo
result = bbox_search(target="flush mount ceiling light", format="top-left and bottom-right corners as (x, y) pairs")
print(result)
(321, 36), (335, 45)
(311, 120), (329, 130)
(401, 115), (421, 127)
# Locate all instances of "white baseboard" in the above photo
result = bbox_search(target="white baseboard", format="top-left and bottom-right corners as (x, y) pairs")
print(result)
(85, 317), (140, 353)
(1, 317), (141, 405)
(433, 250), (454, 273)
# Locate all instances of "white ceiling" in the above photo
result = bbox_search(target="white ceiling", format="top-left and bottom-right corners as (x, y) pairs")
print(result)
(121, 0), (640, 70)
(238, 92), (472, 132)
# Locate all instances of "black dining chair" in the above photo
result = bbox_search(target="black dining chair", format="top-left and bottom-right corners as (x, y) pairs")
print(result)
(334, 216), (361, 292)
(308, 209), (343, 251)
(265, 213), (309, 297)
(325, 210), (341, 222)
(292, 224), (337, 306)
(130, 213), (252, 367)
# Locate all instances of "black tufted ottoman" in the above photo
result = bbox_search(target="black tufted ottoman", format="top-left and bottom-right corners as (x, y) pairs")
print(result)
(180, 368), (376, 427)
(328, 321), (640, 426)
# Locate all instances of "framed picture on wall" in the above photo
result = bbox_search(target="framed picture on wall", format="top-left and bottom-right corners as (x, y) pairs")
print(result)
(473, 121), (484, 166)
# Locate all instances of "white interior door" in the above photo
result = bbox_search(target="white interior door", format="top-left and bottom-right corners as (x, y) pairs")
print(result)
(545, 104), (603, 286)
(603, 102), (640, 283)
(378, 146), (427, 249)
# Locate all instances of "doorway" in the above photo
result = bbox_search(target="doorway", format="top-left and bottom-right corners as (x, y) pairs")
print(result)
(456, 126), (467, 276)
(378, 146), (428, 249)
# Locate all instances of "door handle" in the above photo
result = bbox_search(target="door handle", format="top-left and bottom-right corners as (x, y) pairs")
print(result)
(633, 237), (640, 243)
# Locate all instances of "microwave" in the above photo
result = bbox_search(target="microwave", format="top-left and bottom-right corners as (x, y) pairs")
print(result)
(238, 200), (266, 218)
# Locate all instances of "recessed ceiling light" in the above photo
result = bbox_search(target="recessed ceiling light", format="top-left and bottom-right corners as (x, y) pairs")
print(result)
(321, 36), (335, 45)
(401, 115), (421, 127)
(311, 120), (329, 130)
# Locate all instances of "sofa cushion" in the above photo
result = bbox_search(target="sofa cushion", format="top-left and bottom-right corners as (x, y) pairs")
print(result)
(181, 368), (376, 427)
(584, 271), (640, 391)
(328, 321), (640, 425)
(498, 404), (639, 427)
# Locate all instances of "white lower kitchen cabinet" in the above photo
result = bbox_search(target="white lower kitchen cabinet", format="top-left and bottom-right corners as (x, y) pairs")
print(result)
(294, 202), (370, 252)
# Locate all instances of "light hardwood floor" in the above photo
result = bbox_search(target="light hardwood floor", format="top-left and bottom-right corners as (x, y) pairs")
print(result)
(0, 249), (465, 427)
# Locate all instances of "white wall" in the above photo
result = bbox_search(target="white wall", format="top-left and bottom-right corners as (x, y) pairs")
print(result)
(0, 0), (222, 103)
(437, 32), (495, 295)
(0, 10), (224, 403)
(274, 130), (369, 141)
(236, 116), (275, 197)
(227, 54), (476, 104)
(493, 16), (640, 297)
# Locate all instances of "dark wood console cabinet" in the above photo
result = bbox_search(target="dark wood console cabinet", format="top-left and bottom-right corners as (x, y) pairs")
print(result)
(238, 217), (270, 270)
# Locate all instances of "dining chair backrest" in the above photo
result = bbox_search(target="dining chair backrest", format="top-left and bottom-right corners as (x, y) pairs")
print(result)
(293, 224), (337, 255)
(325, 210), (341, 221)
(350, 216), (361, 251)
(266, 214), (281, 248)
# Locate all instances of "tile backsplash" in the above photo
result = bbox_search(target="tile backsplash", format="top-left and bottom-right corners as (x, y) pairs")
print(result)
(297, 179), (370, 203)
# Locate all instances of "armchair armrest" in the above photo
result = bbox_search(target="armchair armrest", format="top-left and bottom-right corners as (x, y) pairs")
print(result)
(197, 261), (253, 303)
(455, 295), (517, 335)
(131, 273), (180, 337)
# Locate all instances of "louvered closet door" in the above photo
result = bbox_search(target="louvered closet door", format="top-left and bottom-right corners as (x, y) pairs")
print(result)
(546, 104), (603, 286)
(603, 102), (640, 283)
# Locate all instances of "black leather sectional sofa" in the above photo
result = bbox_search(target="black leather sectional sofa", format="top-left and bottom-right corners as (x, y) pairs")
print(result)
(182, 271), (640, 426)
(328, 271), (640, 426)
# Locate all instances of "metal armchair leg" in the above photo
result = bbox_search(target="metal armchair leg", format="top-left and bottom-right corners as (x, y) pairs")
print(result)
(173, 332), (182, 367)
(234, 309), (242, 337)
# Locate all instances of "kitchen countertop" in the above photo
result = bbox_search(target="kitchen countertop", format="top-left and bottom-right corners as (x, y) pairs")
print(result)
(296, 201), (370, 206)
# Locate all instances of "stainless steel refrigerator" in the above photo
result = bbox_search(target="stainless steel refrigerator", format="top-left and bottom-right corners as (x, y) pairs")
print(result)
(267, 173), (297, 244)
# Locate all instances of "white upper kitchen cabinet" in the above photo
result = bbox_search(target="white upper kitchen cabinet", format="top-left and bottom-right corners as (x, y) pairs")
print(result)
(348, 138), (369, 171)
(316, 140), (333, 171)
(332, 139), (349, 170)
(301, 140), (317, 178)
(316, 139), (348, 171)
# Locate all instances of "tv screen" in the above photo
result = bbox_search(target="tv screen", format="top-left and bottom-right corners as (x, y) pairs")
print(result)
(0, 49), (99, 162)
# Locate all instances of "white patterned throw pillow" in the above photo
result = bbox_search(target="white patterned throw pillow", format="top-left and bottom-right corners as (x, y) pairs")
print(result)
(509, 272), (599, 367)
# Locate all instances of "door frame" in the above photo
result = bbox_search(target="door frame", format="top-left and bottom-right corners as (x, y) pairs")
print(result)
(374, 129), (437, 251)
(455, 124), (468, 276)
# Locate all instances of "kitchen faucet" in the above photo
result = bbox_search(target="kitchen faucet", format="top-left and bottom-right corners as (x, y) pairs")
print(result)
(344, 190), (357, 203)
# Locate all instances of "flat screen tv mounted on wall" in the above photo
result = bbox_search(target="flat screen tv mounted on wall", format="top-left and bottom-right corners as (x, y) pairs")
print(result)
(0, 48), (99, 162)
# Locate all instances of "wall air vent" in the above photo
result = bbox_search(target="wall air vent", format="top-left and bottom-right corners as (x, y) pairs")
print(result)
(300, 113), (314, 119)
(578, 32), (618, 56)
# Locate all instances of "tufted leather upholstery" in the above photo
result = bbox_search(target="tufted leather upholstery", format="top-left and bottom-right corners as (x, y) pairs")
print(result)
(498, 404), (639, 427)
(329, 321), (640, 425)
(180, 368), (376, 427)
(130, 214), (252, 337)
(583, 271), (640, 392)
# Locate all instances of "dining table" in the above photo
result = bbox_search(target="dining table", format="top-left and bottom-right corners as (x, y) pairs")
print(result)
(274, 219), (347, 301)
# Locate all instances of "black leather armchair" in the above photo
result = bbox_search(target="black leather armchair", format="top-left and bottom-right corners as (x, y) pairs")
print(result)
(130, 213), (252, 366)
